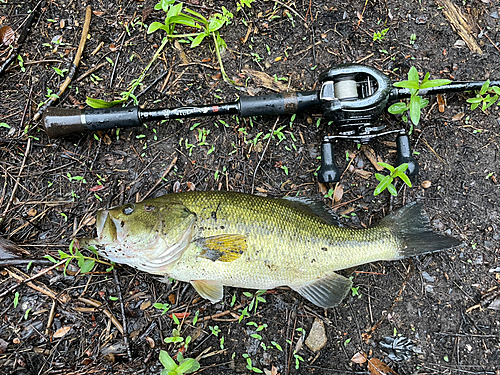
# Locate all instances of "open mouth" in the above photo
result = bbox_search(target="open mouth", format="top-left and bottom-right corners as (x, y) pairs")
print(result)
(96, 210), (118, 244)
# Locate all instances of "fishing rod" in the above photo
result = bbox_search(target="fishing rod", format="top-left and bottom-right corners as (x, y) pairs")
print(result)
(42, 63), (500, 183)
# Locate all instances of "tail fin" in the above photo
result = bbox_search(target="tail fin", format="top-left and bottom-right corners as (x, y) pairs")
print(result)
(380, 202), (461, 258)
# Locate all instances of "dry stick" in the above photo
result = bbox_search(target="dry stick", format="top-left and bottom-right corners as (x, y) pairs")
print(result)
(0, 1), (43, 76)
(140, 156), (178, 201)
(1, 137), (31, 221)
(113, 268), (132, 362)
(76, 61), (108, 82)
(78, 297), (124, 334)
(251, 117), (280, 194)
(109, 31), (126, 88)
(32, 6), (92, 122)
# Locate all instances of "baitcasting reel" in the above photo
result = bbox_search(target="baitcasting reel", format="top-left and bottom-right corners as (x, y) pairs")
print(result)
(42, 64), (499, 183)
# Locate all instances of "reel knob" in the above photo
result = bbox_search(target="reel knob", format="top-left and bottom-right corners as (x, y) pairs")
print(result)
(396, 134), (419, 176)
(318, 141), (341, 183)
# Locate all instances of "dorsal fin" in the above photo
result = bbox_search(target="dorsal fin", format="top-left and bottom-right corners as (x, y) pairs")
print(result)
(281, 196), (340, 226)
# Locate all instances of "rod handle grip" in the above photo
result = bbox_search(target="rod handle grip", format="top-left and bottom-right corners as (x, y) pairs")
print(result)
(43, 107), (141, 138)
(239, 91), (320, 117)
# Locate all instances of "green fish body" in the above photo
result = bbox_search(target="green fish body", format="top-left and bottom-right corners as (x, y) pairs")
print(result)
(80, 191), (459, 308)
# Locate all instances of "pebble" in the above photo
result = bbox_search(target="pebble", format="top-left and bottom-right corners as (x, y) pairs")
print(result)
(305, 318), (327, 352)
(421, 271), (435, 283)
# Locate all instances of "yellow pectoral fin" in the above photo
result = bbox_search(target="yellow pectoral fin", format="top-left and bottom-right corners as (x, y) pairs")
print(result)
(196, 234), (247, 262)
(191, 279), (223, 303)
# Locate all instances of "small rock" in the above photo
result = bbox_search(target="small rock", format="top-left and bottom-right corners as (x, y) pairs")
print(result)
(305, 318), (327, 352)
(490, 11), (498, 19)
(421, 271), (435, 282)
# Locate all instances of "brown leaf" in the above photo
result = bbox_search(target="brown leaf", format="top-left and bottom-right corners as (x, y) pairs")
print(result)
(333, 184), (343, 203)
(421, 180), (432, 189)
(0, 26), (16, 46)
(368, 358), (399, 375)
(241, 69), (288, 92)
(140, 300), (151, 310)
(351, 351), (368, 364)
(27, 208), (37, 217)
(186, 181), (196, 191)
(317, 181), (328, 196)
(168, 293), (176, 304)
(437, 94), (446, 113)
(109, 44), (117, 52)
(354, 169), (373, 180)
(92, 10), (105, 16)
(452, 112), (465, 121)
(53, 326), (72, 338)
(361, 146), (384, 171)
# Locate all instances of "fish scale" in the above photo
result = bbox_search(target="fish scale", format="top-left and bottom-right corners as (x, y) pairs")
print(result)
(80, 191), (460, 308)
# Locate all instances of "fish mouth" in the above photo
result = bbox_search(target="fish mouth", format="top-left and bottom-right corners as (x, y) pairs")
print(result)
(95, 209), (119, 244)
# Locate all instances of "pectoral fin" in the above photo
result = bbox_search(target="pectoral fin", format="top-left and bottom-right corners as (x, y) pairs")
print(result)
(196, 234), (247, 262)
(191, 279), (223, 303)
(291, 272), (352, 308)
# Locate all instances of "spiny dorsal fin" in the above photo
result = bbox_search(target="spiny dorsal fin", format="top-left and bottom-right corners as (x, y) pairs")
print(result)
(281, 196), (340, 226)
(191, 279), (223, 303)
(291, 272), (352, 308)
(196, 234), (247, 262)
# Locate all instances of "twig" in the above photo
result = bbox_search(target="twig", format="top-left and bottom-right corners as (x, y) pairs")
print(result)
(113, 268), (132, 361)
(77, 297), (124, 335)
(33, 6), (92, 122)
(1, 137), (31, 220)
(140, 156), (178, 201)
(76, 61), (108, 82)
(251, 117), (280, 194)
(269, 0), (307, 24)
(0, 1), (43, 76)
(109, 31), (126, 87)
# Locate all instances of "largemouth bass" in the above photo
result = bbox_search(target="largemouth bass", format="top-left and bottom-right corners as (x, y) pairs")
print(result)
(79, 191), (459, 308)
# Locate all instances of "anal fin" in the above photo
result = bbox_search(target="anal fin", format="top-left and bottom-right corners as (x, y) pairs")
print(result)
(191, 279), (223, 303)
(291, 272), (352, 308)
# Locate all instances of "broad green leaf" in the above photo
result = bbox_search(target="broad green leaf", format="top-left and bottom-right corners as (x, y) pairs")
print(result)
(166, 2), (183, 20)
(480, 79), (490, 95)
(466, 97), (482, 104)
(419, 98), (429, 109)
(80, 259), (95, 273)
(397, 171), (412, 187)
(409, 95), (422, 125)
(419, 79), (451, 89)
(388, 102), (409, 114)
(176, 358), (200, 373)
(86, 97), (125, 108)
(377, 162), (395, 173)
(374, 175), (393, 196)
(471, 102), (479, 110)
(393, 80), (420, 90)
(147, 21), (167, 34)
(0, 122), (10, 128)
(421, 72), (430, 86)
(208, 17), (224, 33)
(408, 66), (419, 83)
(394, 163), (409, 173)
(191, 33), (206, 48)
(387, 183), (397, 196)
(375, 173), (385, 182)
(168, 15), (202, 29)
(159, 351), (177, 371)
(58, 250), (71, 259)
(492, 86), (500, 95)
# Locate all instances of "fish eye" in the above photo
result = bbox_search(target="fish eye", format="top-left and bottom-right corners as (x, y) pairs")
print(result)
(122, 204), (135, 215)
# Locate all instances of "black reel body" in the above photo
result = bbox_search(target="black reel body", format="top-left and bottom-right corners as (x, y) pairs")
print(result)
(317, 64), (416, 183)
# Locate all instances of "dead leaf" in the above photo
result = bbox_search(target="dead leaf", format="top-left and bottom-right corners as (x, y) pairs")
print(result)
(241, 69), (288, 92)
(173, 181), (181, 193)
(317, 182), (328, 196)
(92, 10), (105, 16)
(27, 208), (37, 217)
(140, 300), (151, 310)
(168, 293), (176, 304)
(0, 26), (16, 46)
(452, 112), (465, 121)
(421, 180), (432, 189)
(333, 184), (343, 202)
(361, 146), (384, 171)
(437, 94), (446, 112)
(146, 337), (155, 348)
(53, 326), (72, 338)
(351, 351), (368, 364)
(186, 182), (196, 191)
(354, 169), (373, 179)
(368, 358), (399, 375)
(109, 44), (117, 52)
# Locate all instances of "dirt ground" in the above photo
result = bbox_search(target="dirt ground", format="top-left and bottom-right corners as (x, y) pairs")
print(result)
(1, 0), (499, 374)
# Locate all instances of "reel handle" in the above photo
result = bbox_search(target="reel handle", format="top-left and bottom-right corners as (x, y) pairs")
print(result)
(396, 134), (419, 176)
(318, 141), (341, 183)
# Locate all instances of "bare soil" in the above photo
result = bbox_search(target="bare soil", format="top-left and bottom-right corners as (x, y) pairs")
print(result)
(1, 0), (499, 374)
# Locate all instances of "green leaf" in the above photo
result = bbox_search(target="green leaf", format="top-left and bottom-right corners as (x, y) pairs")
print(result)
(408, 66), (419, 83)
(159, 351), (177, 372)
(176, 358), (200, 374)
(147, 21), (167, 34)
(466, 97), (483, 104)
(387, 183), (397, 196)
(80, 259), (95, 273)
(419, 98), (429, 109)
(374, 175), (393, 196)
(58, 250), (71, 259)
(375, 173), (385, 182)
(419, 79), (451, 89)
(0, 122), (10, 128)
(480, 79), (490, 95)
(183, 7), (207, 22)
(86, 97), (126, 108)
(388, 102), (409, 114)
(492, 86), (500, 95)
(393, 80), (420, 90)
(421, 71), (430, 86)
(166, 2), (183, 19)
(168, 15), (202, 29)
(377, 162), (395, 173)
(409, 95), (422, 125)
(398, 171), (412, 187)
(44, 254), (58, 263)
(190, 32), (207, 48)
